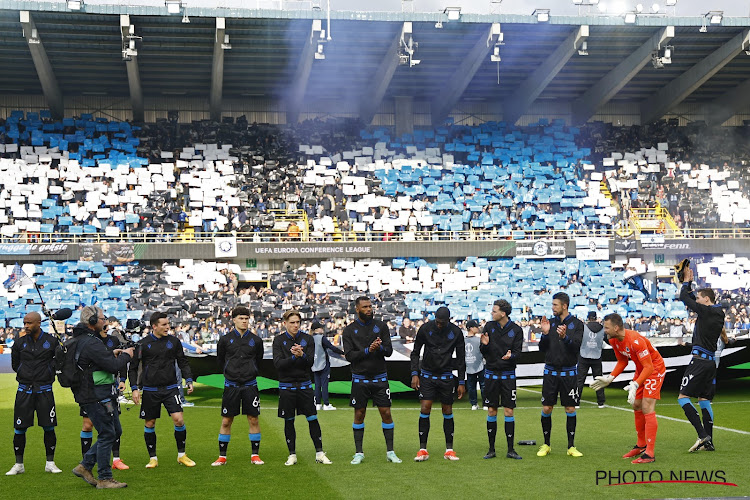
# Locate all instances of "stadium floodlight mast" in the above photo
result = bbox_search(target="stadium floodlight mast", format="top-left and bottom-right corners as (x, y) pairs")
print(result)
(532, 9), (550, 22)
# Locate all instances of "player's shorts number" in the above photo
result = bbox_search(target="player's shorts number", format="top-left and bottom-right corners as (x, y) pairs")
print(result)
(386, 389), (391, 398)
(568, 388), (579, 399)
(644, 378), (657, 392)
(680, 376), (689, 390)
(49, 406), (56, 418)
(253, 397), (260, 408)
(511, 390), (517, 401)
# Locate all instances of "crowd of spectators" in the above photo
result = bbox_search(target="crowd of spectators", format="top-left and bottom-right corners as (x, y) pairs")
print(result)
(4, 255), (748, 353)
(2, 112), (750, 244)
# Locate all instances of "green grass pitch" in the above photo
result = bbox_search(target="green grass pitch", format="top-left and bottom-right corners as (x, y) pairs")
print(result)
(1, 373), (749, 499)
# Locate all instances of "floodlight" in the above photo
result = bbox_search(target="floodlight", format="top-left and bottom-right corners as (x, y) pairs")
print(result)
(28, 28), (40, 44)
(707, 11), (722, 24)
(221, 34), (231, 50)
(651, 3), (660, 12)
(165, 1), (182, 14)
(598, 3), (607, 12)
(533, 9), (550, 22)
(443, 7), (461, 21)
(67, 0), (83, 10)
(624, 12), (637, 23)
(635, 4), (643, 13)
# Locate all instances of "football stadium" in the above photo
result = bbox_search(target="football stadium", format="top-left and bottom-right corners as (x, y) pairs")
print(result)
(1, 0), (750, 497)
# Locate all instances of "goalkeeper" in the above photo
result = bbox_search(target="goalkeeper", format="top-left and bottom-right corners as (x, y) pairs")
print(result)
(590, 313), (666, 464)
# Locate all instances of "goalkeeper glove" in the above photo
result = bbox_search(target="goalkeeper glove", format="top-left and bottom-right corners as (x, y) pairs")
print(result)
(590, 374), (614, 391)
(624, 381), (639, 406)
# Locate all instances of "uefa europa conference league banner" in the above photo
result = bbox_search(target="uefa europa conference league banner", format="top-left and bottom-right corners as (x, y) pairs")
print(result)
(0, 243), (69, 255)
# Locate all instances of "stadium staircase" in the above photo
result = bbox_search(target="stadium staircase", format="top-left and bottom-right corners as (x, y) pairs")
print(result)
(630, 203), (682, 237)
(271, 209), (309, 240)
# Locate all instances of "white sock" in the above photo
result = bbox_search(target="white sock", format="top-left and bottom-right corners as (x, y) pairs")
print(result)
(178, 452), (185, 458)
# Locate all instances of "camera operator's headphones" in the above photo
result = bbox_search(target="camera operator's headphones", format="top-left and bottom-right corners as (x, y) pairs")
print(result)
(83, 306), (100, 326)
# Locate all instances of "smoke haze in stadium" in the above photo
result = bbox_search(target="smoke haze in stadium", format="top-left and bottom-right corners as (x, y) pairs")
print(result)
(80, 0), (748, 17)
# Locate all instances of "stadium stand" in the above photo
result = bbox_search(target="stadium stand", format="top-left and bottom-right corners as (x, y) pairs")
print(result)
(3, 111), (750, 243)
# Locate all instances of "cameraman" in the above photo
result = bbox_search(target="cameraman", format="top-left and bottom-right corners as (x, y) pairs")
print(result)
(79, 317), (131, 470)
(71, 306), (134, 489)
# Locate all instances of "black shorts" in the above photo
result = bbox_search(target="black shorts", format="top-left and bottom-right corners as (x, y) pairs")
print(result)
(483, 370), (517, 409)
(418, 372), (456, 406)
(680, 357), (717, 400)
(139, 387), (182, 420)
(541, 366), (579, 407)
(14, 385), (57, 429)
(350, 374), (391, 409)
(278, 382), (316, 418)
(222, 383), (260, 417)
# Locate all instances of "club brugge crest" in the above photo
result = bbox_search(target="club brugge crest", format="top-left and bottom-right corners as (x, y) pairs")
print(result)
(508, 331), (514, 338)
(533, 241), (549, 257)
(448, 332), (455, 340)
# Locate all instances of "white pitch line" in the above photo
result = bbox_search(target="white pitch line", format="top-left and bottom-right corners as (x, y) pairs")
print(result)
(517, 387), (750, 436)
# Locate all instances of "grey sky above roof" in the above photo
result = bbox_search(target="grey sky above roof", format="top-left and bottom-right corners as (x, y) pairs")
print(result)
(80, 0), (750, 17)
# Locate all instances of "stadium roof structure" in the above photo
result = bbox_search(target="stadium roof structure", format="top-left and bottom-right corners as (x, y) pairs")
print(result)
(1, 1), (749, 126)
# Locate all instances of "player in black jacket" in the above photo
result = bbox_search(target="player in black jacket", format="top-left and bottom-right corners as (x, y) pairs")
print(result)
(7, 312), (62, 476)
(128, 312), (195, 468)
(537, 292), (584, 458)
(211, 306), (265, 466)
(342, 296), (401, 465)
(272, 309), (332, 466)
(479, 299), (524, 460)
(678, 267), (725, 452)
(410, 306), (466, 462)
